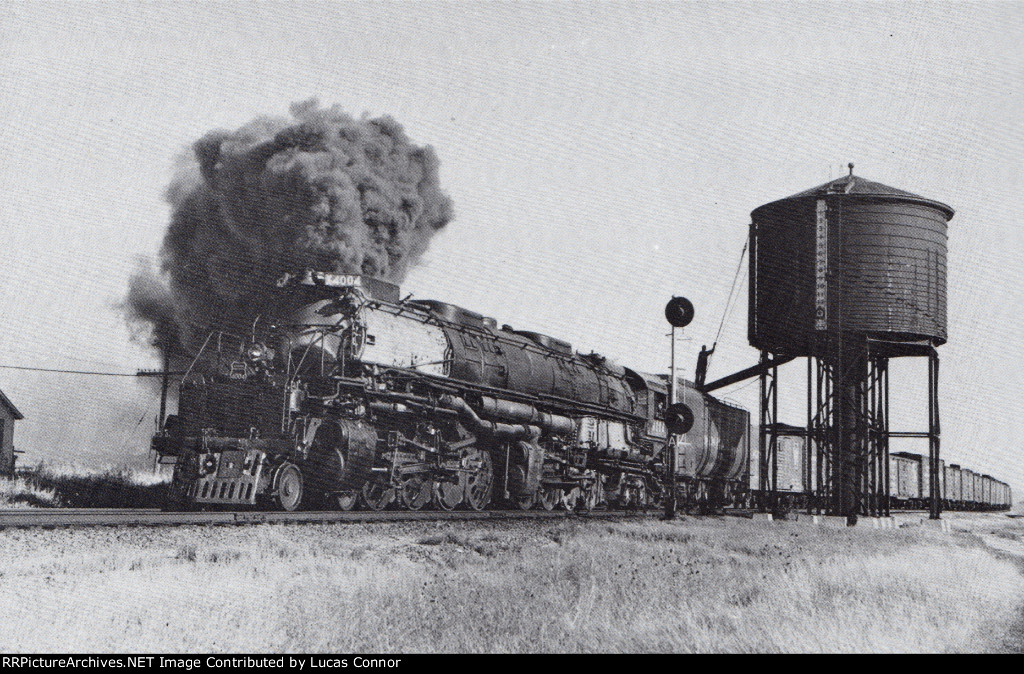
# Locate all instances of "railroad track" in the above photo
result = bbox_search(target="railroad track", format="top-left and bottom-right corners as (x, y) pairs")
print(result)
(0, 507), (677, 530)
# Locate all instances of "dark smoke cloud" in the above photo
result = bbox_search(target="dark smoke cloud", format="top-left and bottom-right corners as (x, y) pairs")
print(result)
(125, 100), (454, 355)
(124, 258), (181, 355)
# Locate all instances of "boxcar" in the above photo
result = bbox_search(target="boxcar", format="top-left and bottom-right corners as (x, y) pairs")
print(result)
(962, 469), (974, 507)
(946, 464), (963, 508)
(919, 456), (944, 505)
(775, 436), (807, 493)
(890, 453), (921, 507)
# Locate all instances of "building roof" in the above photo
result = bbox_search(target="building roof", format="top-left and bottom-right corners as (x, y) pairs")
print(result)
(0, 387), (24, 420)
(752, 171), (955, 220)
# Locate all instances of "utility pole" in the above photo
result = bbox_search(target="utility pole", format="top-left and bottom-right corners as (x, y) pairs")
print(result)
(135, 352), (184, 431)
(159, 347), (169, 429)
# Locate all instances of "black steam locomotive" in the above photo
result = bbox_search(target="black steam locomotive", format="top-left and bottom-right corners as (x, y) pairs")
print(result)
(153, 271), (750, 512)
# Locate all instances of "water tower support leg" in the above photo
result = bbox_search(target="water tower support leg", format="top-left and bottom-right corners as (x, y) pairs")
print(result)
(929, 349), (941, 520)
(758, 361), (766, 511)
(866, 355), (889, 517)
(806, 356), (814, 514)
(771, 360), (779, 514)
(837, 339), (870, 523)
(758, 351), (779, 513)
(810, 355), (835, 515)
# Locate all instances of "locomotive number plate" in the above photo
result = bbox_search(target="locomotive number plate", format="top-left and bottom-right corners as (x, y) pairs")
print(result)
(322, 273), (362, 288)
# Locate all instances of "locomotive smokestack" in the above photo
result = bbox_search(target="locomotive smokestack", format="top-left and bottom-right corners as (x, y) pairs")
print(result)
(124, 99), (454, 355)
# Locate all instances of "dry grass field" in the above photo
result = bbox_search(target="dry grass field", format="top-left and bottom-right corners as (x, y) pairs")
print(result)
(0, 473), (59, 508)
(0, 464), (168, 508)
(1, 514), (1022, 653)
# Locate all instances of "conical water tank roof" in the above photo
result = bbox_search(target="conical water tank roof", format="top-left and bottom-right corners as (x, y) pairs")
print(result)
(753, 174), (954, 219)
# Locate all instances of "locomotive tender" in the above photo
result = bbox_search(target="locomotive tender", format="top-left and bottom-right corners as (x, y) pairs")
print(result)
(153, 270), (751, 512)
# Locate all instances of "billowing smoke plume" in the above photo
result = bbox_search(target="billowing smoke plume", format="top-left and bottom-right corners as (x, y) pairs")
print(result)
(126, 100), (453, 356)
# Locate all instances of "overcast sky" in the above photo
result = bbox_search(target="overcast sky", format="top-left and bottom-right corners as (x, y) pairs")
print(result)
(0, 1), (1021, 495)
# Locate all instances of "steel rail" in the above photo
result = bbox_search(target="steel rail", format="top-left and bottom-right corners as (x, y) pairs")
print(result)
(0, 507), (670, 530)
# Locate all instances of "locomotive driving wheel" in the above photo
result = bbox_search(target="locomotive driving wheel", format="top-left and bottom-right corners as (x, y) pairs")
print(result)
(578, 482), (598, 512)
(561, 487), (581, 511)
(575, 471), (599, 512)
(400, 474), (432, 511)
(620, 480), (647, 510)
(433, 478), (463, 511)
(515, 491), (537, 510)
(539, 486), (561, 511)
(360, 480), (395, 511)
(273, 463), (304, 512)
(635, 481), (649, 511)
(334, 491), (358, 511)
(434, 445), (475, 511)
(464, 449), (493, 511)
(508, 462), (536, 510)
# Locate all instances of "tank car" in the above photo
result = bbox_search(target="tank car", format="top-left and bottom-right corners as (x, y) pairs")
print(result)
(153, 271), (750, 512)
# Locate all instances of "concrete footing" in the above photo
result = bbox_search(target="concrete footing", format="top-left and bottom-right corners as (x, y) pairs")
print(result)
(853, 516), (897, 529)
(748, 512), (940, 530)
(920, 518), (952, 532)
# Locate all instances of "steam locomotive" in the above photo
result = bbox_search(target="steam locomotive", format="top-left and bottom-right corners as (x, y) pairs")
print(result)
(153, 271), (750, 512)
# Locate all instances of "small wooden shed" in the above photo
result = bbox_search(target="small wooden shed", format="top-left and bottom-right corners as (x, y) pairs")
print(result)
(0, 388), (24, 476)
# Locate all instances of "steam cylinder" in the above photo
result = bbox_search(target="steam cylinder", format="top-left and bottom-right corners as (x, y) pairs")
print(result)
(749, 173), (954, 354)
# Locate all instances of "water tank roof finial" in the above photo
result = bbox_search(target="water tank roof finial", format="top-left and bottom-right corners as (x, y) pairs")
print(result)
(848, 162), (854, 176)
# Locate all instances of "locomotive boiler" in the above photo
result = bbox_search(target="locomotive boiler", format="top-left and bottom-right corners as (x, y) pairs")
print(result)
(153, 270), (751, 512)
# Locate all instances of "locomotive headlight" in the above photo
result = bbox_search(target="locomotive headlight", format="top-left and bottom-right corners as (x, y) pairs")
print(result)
(199, 455), (218, 476)
(246, 342), (275, 363)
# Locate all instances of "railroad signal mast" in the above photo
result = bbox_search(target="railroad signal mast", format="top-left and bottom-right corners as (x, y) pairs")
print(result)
(663, 296), (695, 520)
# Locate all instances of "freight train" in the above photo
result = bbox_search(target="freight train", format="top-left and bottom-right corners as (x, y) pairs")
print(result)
(753, 434), (1012, 512)
(152, 271), (1011, 514)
